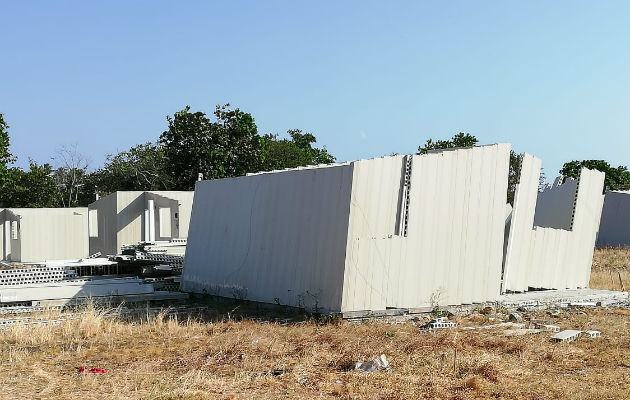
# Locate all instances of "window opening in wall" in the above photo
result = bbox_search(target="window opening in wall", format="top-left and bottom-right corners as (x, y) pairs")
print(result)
(11, 221), (18, 240)
(159, 207), (172, 238)
(88, 209), (99, 237)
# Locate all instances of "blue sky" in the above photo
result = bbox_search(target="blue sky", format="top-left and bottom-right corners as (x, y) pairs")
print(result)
(1, 1), (628, 180)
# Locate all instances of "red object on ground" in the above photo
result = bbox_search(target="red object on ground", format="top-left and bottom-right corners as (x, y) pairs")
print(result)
(77, 366), (107, 374)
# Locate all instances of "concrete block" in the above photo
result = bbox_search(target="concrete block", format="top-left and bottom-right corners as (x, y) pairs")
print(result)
(536, 324), (560, 333)
(551, 330), (582, 343)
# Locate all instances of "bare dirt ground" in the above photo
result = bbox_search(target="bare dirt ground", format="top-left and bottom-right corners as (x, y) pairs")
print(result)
(0, 248), (628, 400)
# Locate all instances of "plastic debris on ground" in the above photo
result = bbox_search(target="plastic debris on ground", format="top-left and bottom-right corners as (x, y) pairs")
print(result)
(355, 354), (391, 373)
(77, 366), (107, 374)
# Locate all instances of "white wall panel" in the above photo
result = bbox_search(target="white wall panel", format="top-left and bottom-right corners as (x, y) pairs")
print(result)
(503, 164), (604, 292)
(342, 144), (510, 311)
(89, 193), (118, 255)
(3, 208), (89, 262)
(89, 191), (193, 256)
(534, 178), (578, 230)
(182, 165), (354, 312)
(184, 145), (514, 312)
(597, 191), (630, 247)
(502, 155), (542, 292)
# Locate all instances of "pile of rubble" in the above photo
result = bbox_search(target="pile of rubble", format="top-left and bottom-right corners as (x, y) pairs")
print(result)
(0, 239), (190, 315)
(119, 239), (186, 272)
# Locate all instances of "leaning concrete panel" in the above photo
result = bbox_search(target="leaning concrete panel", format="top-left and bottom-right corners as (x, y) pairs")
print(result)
(182, 164), (354, 312)
(342, 144), (510, 310)
(570, 168), (605, 287)
(534, 178), (578, 230)
(151, 191), (195, 238)
(502, 154), (542, 293)
(597, 191), (630, 247)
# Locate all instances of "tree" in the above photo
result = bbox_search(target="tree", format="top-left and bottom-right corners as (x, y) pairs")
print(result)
(159, 105), (262, 190)
(260, 129), (335, 171)
(86, 142), (171, 199)
(560, 160), (630, 192)
(52, 145), (89, 207)
(0, 113), (15, 166)
(418, 132), (478, 154)
(0, 162), (61, 207)
(507, 150), (523, 205)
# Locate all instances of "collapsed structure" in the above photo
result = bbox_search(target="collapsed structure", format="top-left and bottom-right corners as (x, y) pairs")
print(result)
(182, 144), (606, 312)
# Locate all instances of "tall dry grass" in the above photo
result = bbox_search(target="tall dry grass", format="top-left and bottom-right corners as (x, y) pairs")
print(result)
(1, 303), (629, 399)
(0, 249), (628, 399)
(590, 247), (629, 291)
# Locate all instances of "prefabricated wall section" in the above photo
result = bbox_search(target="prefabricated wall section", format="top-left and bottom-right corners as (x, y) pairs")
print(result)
(182, 164), (354, 312)
(88, 193), (119, 255)
(1, 208), (89, 262)
(502, 159), (605, 292)
(88, 191), (194, 256)
(342, 144), (510, 310)
(534, 176), (578, 230)
(597, 191), (630, 247)
(182, 145), (512, 312)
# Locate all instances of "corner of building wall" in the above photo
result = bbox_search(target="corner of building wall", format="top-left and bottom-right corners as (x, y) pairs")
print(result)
(339, 161), (357, 312)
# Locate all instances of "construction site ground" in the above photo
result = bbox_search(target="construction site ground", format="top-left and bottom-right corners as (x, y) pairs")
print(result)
(0, 248), (628, 399)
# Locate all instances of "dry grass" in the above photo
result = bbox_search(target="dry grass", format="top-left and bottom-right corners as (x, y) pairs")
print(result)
(0, 250), (628, 399)
(0, 304), (629, 400)
(590, 247), (629, 291)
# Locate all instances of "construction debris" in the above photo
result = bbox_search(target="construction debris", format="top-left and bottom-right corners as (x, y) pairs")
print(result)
(551, 330), (583, 343)
(77, 366), (107, 374)
(462, 322), (525, 331)
(503, 328), (541, 336)
(354, 354), (391, 373)
(535, 324), (561, 333)
(583, 330), (601, 338)
(420, 317), (457, 331)
(121, 239), (186, 271)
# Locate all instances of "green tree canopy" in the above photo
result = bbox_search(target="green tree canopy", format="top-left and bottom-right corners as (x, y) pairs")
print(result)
(260, 129), (335, 171)
(159, 105), (262, 189)
(0, 162), (61, 207)
(418, 132), (478, 154)
(0, 113), (15, 166)
(86, 142), (171, 197)
(560, 160), (630, 191)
